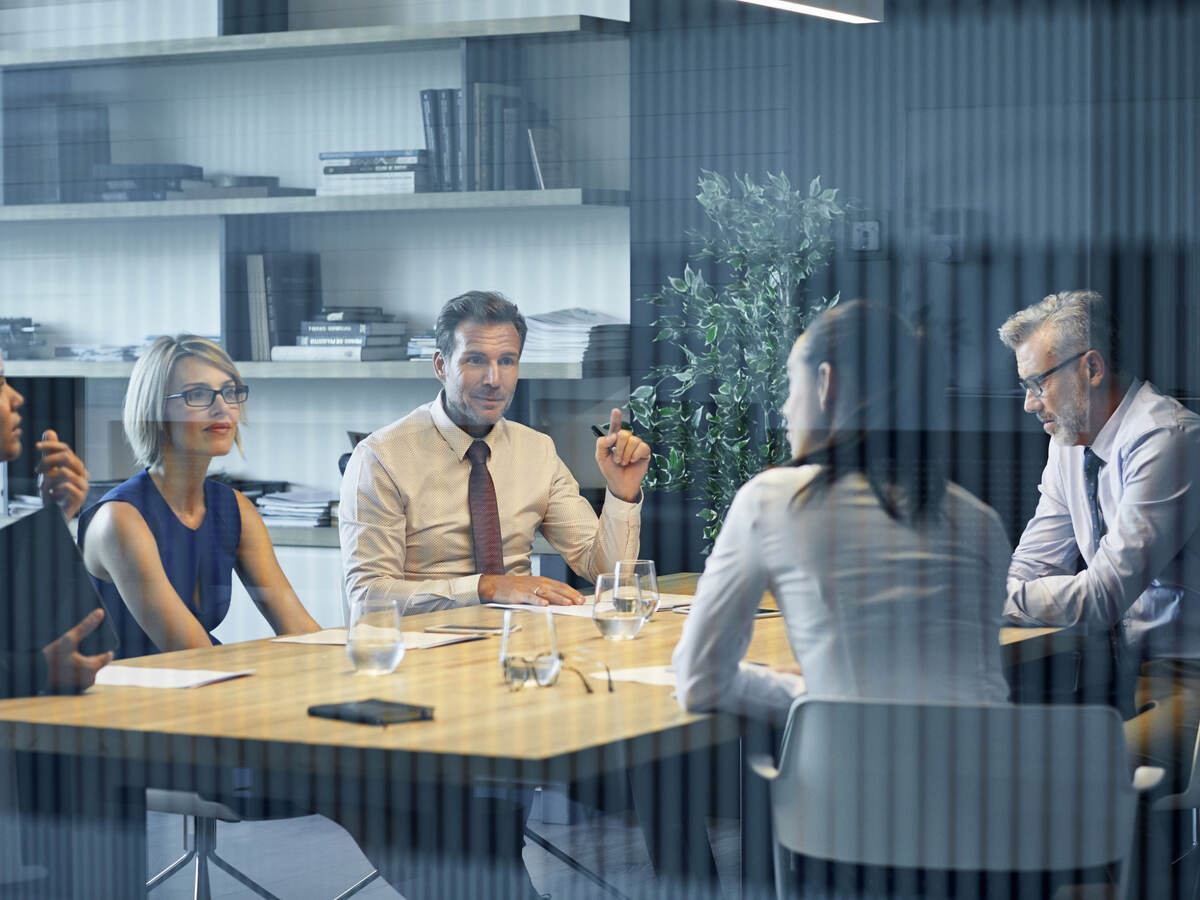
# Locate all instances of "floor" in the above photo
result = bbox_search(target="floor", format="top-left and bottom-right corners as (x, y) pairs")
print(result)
(142, 805), (747, 900)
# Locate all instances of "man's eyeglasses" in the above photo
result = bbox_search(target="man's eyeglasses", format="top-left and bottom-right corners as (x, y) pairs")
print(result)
(165, 385), (250, 408)
(501, 654), (611, 693)
(1017, 350), (1088, 398)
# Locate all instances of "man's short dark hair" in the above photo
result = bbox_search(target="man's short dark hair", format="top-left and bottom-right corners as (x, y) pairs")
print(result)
(435, 291), (528, 357)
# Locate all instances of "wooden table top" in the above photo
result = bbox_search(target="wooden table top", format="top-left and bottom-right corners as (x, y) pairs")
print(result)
(0, 573), (1064, 781)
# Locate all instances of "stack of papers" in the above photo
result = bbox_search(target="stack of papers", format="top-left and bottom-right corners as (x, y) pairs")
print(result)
(256, 489), (337, 527)
(520, 308), (629, 366)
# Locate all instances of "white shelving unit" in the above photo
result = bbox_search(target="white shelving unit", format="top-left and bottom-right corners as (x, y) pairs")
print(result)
(0, 15), (625, 69)
(7, 359), (603, 380)
(0, 187), (629, 223)
(2, 6), (632, 637)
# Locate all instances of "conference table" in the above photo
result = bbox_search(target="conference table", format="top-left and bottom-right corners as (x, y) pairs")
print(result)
(0, 573), (1065, 897)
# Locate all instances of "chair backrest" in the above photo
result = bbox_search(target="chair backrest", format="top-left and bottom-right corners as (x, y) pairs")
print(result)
(769, 697), (1136, 873)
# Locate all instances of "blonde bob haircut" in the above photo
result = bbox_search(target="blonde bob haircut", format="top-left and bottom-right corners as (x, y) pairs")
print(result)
(124, 334), (245, 468)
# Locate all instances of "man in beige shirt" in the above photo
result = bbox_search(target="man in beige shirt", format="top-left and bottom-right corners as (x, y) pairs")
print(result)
(340, 290), (650, 615)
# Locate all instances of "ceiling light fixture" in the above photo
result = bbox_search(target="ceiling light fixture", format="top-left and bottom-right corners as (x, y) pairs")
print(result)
(734, 0), (884, 24)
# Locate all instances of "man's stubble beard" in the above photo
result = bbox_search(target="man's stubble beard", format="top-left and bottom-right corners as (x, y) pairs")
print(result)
(1049, 379), (1089, 446)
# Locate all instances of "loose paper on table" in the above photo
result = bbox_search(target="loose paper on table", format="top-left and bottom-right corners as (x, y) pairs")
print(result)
(272, 628), (482, 650)
(95, 667), (254, 689)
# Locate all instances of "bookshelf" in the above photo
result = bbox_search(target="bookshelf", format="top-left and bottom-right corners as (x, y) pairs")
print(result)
(1, 7), (631, 433)
(0, 16), (627, 70)
(0, 188), (629, 223)
(7, 359), (606, 380)
(1, 5), (632, 637)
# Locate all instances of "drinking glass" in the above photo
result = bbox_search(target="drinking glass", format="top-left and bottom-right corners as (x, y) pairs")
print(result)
(499, 609), (562, 689)
(592, 572), (648, 640)
(346, 596), (405, 675)
(614, 559), (660, 619)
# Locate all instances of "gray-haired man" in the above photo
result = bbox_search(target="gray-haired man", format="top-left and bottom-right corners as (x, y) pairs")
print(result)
(1000, 289), (1200, 784)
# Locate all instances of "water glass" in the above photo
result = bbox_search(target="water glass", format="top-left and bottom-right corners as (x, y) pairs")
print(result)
(592, 572), (649, 640)
(614, 559), (660, 619)
(499, 609), (562, 689)
(346, 596), (405, 675)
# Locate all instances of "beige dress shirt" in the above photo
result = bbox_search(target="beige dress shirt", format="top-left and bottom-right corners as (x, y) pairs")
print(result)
(339, 393), (642, 614)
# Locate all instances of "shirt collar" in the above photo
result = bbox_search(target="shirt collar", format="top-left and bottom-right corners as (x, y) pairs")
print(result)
(430, 390), (506, 462)
(1089, 378), (1142, 465)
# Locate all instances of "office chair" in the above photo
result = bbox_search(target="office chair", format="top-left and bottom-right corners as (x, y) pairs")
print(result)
(147, 783), (380, 899)
(146, 443), (380, 899)
(1153, 726), (1200, 899)
(751, 697), (1164, 899)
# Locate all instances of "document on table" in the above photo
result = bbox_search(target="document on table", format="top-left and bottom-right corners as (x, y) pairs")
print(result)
(272, 628), (482, 650)
(488, 593), (693, 619)
(95, 667), (254, 689)
(591, 665), (677, 687)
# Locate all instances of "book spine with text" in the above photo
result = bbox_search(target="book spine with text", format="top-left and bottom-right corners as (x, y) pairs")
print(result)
(300, 322), (406, 336)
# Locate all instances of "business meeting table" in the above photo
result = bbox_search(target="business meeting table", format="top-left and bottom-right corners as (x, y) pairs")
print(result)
(0, 573), (1066, 897)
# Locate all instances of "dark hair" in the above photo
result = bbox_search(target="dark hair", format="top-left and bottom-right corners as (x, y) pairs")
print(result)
(788, 300), (947, 524)
(435, 291), (528, 357)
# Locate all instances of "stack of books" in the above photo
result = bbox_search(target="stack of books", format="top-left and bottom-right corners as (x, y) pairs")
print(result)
(255, 489), (337, 528)
(166, 173), (314, 199)
(273, 307), (408, 362)
(53, 344), (143, 362)
(78, 165), (315, 202)
(418, 83), (570, 192)
(520, 308), (629, 366)
(0, 318), (44, 360)
(316, 150), (430, 196)
(406, 331), (437, 360)
(84, 162), (204, 201)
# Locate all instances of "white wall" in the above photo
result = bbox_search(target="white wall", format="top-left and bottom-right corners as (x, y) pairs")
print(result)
(0, 0), (219, 50)
(0, 217), (222, 346)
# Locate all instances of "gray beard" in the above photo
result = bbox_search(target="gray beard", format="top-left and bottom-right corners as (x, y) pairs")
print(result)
(1049, 385), (1089, 446)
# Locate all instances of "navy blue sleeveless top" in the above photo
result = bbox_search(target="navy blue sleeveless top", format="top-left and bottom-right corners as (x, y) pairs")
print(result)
(77, 469), (241, 659)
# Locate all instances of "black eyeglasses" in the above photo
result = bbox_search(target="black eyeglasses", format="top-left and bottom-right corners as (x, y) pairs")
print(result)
(165, 385), (250, 408)
(1017, 350), (1088, 398)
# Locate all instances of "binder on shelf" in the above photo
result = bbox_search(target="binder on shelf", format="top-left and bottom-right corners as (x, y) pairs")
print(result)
(528, 127), (572, 190)
(4, 102), (110, 205)
(469, 82), (522, 191)
(419, 89), (442, 191)
(245, 253), (322, 362)
(437, 88), (458, 192)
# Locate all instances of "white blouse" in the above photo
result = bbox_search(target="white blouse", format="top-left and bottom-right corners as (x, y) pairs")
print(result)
(673, 465), (1012, 720)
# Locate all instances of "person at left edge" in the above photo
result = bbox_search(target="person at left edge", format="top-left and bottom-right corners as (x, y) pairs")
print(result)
(0, 349), (111, 695)
(78, 335), (319, 658)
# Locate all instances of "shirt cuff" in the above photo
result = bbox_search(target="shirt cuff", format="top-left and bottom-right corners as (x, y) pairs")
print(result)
(602, 487), (643, 514)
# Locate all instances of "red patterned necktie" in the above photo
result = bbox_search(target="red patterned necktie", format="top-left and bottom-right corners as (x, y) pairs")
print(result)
(466, 440), (505, 575)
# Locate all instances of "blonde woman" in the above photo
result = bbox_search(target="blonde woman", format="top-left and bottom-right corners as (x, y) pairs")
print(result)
(79, 335), (318, 657)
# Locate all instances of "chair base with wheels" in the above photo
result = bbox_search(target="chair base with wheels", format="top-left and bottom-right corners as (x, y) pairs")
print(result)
(147, 789), (380, 900)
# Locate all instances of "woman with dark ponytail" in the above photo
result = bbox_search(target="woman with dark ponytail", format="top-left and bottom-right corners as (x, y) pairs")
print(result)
(673, 300), (1011, 719)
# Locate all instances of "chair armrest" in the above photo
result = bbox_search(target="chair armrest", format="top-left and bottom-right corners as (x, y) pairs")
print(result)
(747, 753), (779, 781)
(1133, 765), (1166, 794)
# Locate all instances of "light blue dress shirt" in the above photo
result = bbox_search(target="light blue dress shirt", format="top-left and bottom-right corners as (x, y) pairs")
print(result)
(1006, 380), (1200, 660)
(673, 466), (1012, 721)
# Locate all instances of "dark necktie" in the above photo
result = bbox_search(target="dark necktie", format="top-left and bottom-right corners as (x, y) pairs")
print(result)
(466, 440), (505, 576)
(1083, 447), (1107, 551)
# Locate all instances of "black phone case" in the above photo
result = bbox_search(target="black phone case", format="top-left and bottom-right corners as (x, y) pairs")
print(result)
(307, 699), (434, 726)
